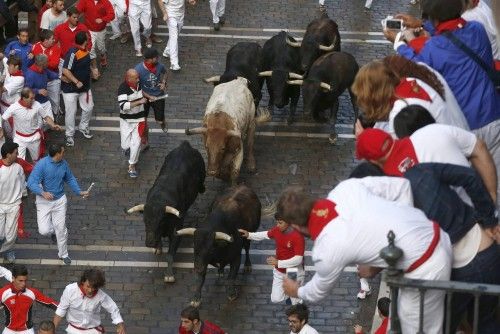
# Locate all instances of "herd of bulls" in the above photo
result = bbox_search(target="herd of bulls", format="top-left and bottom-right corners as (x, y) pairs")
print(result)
(125, 13), (359, 307)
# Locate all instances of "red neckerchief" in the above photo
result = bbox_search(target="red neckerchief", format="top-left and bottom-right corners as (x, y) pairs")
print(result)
(11, 70), (23, 77)
(143, 61), (157, 74)
(383, 137), (419, 176)
(408, 36), (429, 54)
(307, 199), (338, 241)
(391, 78), (432, 106)
(125, 0), (129, 14)
(435, 18), (467, 35)
(18, 99), (32, 109)
(79, 284), (98, 298)
(29, 64), (44, 74)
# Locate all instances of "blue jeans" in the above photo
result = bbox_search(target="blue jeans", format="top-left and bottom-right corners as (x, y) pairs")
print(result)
(449, 243), (500, 333)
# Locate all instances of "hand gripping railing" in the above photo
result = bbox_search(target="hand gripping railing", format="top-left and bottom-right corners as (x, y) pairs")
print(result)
(380, 231), (500, 334)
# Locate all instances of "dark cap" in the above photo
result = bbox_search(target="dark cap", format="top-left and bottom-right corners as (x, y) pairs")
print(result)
(143, 47), (159, 60)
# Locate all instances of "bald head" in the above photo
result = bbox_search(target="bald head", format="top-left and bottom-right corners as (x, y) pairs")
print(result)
(126, 69), (139, 80)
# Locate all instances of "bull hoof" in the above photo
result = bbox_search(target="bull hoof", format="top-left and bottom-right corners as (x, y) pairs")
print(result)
(328, 133), (338, 145)
(244, 265), (252, 273)
(164, 275), (175, 283)
(190, 299), (201, 307)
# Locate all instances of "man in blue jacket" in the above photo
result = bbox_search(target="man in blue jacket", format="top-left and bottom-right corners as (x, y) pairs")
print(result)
(25, 54), (59, 121)
(383, 0), (500, 207)
(27, 143), (90, 265)
(4, 28), (33, 71)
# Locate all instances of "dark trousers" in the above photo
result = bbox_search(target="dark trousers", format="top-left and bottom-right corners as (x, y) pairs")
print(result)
(448, 243), (500, 333)
(144, 98), (165, 122)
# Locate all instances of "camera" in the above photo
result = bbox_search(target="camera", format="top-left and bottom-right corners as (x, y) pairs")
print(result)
(286, 268), (298, 281)
(382, 16), (404, 31)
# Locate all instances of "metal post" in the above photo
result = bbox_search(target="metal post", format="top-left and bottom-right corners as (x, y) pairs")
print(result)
(380, 230), (404, 334)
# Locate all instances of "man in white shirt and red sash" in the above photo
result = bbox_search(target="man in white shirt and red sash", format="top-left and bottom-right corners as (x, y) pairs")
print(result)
(1, 88), (62, 162)
(0, 142), (33, 263)
(53, 269), (126, 334)
(279, 182), (452, 334)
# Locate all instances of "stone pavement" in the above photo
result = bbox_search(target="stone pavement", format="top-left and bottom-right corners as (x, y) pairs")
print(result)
(4, 0), (424, 333)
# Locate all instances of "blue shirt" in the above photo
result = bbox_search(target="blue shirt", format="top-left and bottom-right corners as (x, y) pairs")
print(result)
(134, 62), (166, 96)
(397, 21), (500, 130)
(25, 67), (59, 104)
(27, 156), (82, 200)
(4, 40), (33, 72)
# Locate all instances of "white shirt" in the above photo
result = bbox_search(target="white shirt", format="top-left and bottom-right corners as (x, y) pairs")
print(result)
(2, 101), (50, 137)
(375, 77), (469, 137)
(0, 161), (26, 206)
(462, 1), (499, 60)
(290, 323), (319, 334)
(1, 60), (24, 106)
(297, 179), (440, 302)
(40, 10), (68, 31)
(55, 282), (124, 328)
(0, 266), (12, 282)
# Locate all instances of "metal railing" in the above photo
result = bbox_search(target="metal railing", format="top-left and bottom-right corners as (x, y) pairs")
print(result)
(379, 231), (500, 334)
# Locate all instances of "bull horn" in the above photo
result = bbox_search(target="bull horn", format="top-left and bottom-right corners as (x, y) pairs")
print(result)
(288, 72), (303, 79)
(203, 75), (220, 83)
(258, 71), (273, 77)
(165, 206), (180, 217)
(286, 36), (301, 48)
(320, 82), (332, 91)
(215, 232), (233, 242)
(318, 36), (337, 51)
(185, 127), (207, 135)
(176, 228), (196, 236)
(126, 204), (145, 214)
(286, 79), (304, 86)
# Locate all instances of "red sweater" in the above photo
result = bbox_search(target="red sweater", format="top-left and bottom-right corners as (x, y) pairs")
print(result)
(76, 0), (115, 32)
(178, 321), (225, 334)
(267, 226), (305, 273)
(54, 22), (92, 58)
(0, 284), (58, 331)
(32, 42), (62, 72)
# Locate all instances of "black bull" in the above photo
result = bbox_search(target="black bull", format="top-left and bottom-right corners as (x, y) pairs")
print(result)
(125, 141), (206, 283)
(176, 185), (261, 307)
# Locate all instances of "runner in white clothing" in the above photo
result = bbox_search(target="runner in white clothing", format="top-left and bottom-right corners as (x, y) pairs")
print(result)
(158, 0), (196, 71)
(0, 56), (25, 140)
(209, 0), (225, 31)
(128, 0), (153, 57)
(279, 182), (452, 334)
(53, 269), (126, 334)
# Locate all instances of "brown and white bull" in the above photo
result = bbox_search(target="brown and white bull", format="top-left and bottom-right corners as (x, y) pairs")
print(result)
(185, 77), (269, 184)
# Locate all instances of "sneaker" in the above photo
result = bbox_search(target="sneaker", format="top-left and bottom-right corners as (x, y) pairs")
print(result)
(100, 55), (108, 67)
(136, 49), (143, 57)
(4, 251), (15, 264)
(79, 128), (93, 139)
(146, 38), (153, 48)
(214, 22), (220, 31)
(151, 34), (163, 43)
(120, 34), (129, 44)
(162, 49), (170, 58)
(128, 169), (138, 178)
(357, 288), (371, 300)
(65, 136), (74, 147)
(170, 64), (181, 71)
(219, 16), (225, 26)
(51, 233), (57, 243)
(61, 257), (72, 265)
(109, 33), (121, 40)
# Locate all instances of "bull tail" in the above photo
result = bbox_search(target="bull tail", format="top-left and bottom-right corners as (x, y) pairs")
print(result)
(255, 107), (271, 124)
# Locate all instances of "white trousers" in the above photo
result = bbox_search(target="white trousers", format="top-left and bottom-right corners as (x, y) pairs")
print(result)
(165, 15), (184, 67)
(66, 325), (101, 334)
(120, 119), (143, 165)
(90, 30), (107, 59)
(209, 0), (225, 23)
(62, 90), (94, 138)
(271, 268), (304, 305)
(36, 195), (68, 259)
(0, 204), (20, 253)
(3, 328), (35, 334)
(398, 231), (452, 334)
(13, 133), (41, 162)
(111, 3), (128, 35)
(128, 1), (152, 51)
(48, 79), (61, 116)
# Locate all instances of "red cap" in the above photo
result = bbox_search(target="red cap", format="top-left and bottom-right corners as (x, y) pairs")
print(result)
(307, 199), (338, 240)
(356, 128), (394, 160)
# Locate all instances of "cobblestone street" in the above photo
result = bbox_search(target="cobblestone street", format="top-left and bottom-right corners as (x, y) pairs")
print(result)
(3, 0), (423, 333)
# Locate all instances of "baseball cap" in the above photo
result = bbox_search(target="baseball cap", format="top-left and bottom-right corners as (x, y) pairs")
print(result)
(356, 128), (394, 160)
